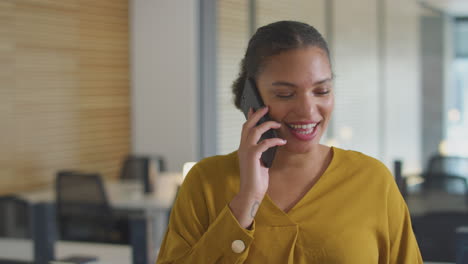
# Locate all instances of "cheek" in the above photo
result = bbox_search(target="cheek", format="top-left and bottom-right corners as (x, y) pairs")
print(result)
(322, 96), (335, 114)
(266, 104), (289, 122)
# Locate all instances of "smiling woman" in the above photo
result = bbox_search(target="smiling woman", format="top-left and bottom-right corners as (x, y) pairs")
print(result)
(156, 21), (422, 263)
(255, 47), (334, 153)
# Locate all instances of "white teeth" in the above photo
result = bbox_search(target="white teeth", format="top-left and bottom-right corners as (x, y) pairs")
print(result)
(288, 123), (317, 135)
(297, 130), (313, 135)
(289, 123), (317, 129)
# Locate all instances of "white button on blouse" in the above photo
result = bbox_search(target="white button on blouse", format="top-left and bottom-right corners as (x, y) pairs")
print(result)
(231, 240), (246, 253)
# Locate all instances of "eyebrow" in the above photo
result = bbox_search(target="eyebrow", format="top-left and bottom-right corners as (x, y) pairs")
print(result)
(271, 77), (333, 88)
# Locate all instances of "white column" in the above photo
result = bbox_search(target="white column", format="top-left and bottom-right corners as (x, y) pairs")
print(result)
(130, 0), (198, 171)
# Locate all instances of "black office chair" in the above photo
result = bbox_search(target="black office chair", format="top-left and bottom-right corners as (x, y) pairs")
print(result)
(411, 173), (468, 262)
(0, 195), (30, 238)
(119, 155), (166, 193)
(413, 211), (468, 262)
(418, 173), (468, 219)
(55, 171), (130, 244)
(423, 173), (468, 193)
(425, 154), (468, 180)
(421, 173), (468, 206)
(120, 155), (166, 180)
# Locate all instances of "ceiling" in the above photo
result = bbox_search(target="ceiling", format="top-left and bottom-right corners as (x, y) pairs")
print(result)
(420, 0), (468, 16)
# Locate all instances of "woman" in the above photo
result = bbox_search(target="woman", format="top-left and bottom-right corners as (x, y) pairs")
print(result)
(156, 21), (422, 263)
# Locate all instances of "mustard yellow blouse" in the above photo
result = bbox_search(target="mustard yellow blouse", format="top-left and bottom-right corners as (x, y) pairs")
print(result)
(156, 147), (423, 263)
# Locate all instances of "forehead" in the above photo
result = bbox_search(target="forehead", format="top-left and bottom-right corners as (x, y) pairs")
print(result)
(258, 46), (332, 86)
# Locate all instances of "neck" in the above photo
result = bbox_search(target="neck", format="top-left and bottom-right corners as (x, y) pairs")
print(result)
(270, 144), (331, 172)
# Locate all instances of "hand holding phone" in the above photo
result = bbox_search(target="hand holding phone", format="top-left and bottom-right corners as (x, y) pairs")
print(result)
(240, 78), (279, 168)
(230, 78), (285, 228)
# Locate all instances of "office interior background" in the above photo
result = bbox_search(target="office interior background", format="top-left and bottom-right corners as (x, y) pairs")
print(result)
(0, 0), (466, 195)
(1, 0), (468, 263)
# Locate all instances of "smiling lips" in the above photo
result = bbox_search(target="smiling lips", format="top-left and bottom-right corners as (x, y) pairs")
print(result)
(286, 122), (319, 141)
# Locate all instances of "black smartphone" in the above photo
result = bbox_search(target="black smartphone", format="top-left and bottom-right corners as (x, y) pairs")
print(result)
(240, 77), (278, 168)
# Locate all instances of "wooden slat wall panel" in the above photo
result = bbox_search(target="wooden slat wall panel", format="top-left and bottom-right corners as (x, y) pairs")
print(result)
(0, 0), (17, 192)
(0, 0), (130, 194)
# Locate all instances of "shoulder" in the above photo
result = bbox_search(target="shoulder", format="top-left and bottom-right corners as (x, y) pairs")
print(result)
(330, 147), (403, 210)
(331, 147), (394, 184)
(333, 147), (390, 172)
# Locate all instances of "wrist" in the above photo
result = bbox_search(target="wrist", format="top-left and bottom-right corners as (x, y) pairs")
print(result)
(229, 193), (264, 229)
(237, 189), (266, 202)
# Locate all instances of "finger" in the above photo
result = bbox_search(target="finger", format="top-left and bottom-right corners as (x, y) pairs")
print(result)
(247, 121), (281, 144)
(244, 106), (269, 131)
(247, 107), (253, 119)
(254, 138), (287, 154)
(241, 106), (269, 141)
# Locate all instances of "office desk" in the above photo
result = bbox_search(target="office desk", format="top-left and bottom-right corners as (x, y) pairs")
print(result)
(0, 238), (131, 264)
(16, 172), (182, 262)
(18, 172), (182, 209)
(406, 190), (467, 216)
(403, 174), (467, 216)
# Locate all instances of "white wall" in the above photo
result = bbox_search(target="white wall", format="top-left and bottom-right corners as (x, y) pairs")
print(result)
(384, 0), (422, 173)
(130, 0), (198, 171)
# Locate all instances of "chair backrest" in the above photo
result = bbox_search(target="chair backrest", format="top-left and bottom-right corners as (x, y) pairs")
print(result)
(55, 171), (133, 243)
(426, 155), (468, 180)
(0, 195), (30, 238)
(55, 171), (111, 218)
(119, 155), (166, 181)
(424, 174), (468, 195)
(421, 173), (468, 213)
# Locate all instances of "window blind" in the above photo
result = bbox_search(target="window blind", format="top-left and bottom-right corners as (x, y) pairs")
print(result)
(332, 0), (380, 156)
(216, 0), (249, 155)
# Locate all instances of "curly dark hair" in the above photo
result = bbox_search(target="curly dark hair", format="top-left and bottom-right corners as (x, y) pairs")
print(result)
(232, 21), (331, 110)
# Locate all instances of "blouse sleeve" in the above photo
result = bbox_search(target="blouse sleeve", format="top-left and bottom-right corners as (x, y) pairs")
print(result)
(156, 165), (255, 264)
(386, 176), (423, 263)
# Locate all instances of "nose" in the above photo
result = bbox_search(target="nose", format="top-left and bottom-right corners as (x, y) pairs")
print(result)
(294, 93), (318, 118)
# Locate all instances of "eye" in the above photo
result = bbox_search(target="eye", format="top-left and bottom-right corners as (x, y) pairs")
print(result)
(314, 87), (331, 96)
(276, 93), (294, 99)
(316, 90), (330, 95)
